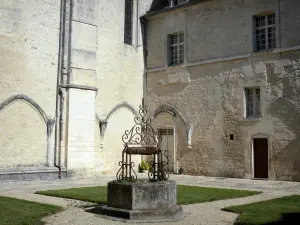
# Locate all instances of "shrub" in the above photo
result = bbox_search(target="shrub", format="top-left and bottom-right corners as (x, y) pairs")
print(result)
(141, 160), (150, 171)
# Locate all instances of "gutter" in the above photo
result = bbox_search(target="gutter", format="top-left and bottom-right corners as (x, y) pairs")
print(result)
(140, 15), (147, 163)
(136, 0), (139, 47)
(54, 0), (66, 179)
(140, 16), (148, 101)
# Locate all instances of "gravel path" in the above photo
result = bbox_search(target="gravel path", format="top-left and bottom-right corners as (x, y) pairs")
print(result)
(39, 191), (294, 225)
(0, 176), (299, 225)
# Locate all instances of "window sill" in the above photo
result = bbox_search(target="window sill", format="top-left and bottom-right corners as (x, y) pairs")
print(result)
(167, 64), (186, 68)
(251, 48), (276, 56)
(243, 117), (261, 122)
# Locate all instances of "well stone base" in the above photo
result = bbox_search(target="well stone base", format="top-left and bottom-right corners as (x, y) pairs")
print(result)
(87, 179), (183, 222)
(88, 204), (183, 222)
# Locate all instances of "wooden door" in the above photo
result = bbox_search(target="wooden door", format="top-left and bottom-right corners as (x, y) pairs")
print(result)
(158, 128), (174, 172)
(253, 138), (268, 179)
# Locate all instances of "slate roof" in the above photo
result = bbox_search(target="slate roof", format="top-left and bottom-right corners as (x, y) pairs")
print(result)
(145, 0), (204, 17)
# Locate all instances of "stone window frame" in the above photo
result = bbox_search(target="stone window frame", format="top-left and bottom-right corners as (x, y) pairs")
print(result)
(253, 12), (277, 52)
(242, 83), (264, 121)
(167, 32), (185, 66)
(245, 87), (261, 118)
(249, 132), (271, 180)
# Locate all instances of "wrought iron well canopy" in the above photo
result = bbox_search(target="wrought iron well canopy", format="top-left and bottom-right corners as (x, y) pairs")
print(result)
(116, 99), (169, 182)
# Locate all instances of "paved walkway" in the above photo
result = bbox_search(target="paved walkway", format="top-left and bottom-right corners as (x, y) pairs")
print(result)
(0, 175), (299, 225)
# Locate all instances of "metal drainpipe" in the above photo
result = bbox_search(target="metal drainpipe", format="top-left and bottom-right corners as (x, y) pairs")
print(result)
(140, 16), (147, 102)
(64, 0), (73, 177)
(140, 16), (147, 163)
(54, 0), (66, 179)
(136, 0), (139, 47)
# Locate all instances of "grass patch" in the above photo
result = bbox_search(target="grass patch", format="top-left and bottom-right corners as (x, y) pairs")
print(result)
(36, 185), (260, 205)
(177, 185), (260, 204)
(0, 196), (63, 225)
(37, 186), (107, 204)
(223, 195), (300, 225)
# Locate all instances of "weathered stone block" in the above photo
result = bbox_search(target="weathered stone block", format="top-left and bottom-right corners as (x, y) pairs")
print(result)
(107, 180), (177, 210)
(88, 179), (183, 221)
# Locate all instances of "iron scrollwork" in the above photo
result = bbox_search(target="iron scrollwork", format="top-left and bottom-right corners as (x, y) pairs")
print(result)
(116, 100), (169, 182)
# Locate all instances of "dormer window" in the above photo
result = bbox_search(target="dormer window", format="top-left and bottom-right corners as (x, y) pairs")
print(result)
(169, 0), (188, 7)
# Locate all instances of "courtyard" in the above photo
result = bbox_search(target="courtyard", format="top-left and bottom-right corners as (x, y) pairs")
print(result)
(0, 174), (300, 225)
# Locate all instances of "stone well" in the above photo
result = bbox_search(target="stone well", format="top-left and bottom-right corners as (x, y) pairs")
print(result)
(86, 101), (183, 222)
(103, 179), (182, 220)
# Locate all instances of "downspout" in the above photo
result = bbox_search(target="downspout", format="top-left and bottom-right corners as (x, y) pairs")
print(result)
(54, 0), (66, 179)
(140, 16), (147, 101)
(64, 0), (73, 176)
(136, 0), (139, 47)
(140, 15), (147, 162)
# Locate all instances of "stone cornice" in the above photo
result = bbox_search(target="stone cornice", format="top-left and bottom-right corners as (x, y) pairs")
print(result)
(59, 84), (98, 92)
(146, 45), (300, 73)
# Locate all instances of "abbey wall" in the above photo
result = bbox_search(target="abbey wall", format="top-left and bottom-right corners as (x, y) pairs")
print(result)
(0, 0), (152, 180)
(1, 0), (300, 181)
(0, 0), (60, 174)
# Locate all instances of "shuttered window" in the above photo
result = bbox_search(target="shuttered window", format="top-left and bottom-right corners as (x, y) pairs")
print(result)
(124, 0), (133, 45)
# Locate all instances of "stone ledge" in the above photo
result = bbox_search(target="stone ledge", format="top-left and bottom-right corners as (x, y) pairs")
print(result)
(86, 204), (184, 222)
(0, 167), (66, 181)
(0, 167), (62, 174)
(60, 84), (98, 92)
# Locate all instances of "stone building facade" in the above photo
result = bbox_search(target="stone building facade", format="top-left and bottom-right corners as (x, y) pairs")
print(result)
(143, 0), (300, 181)
(0, 0), (152, 180)
(1, 0), (299, 182)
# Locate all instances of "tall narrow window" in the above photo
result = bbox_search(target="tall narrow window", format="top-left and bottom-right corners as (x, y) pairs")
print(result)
(168, 33), (184, 66)
(124, 0), (133, 45)
(254, 13), (276, 51)
(245, 88), (261, 118)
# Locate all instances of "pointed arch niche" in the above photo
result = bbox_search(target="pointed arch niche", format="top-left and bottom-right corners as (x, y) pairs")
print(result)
(98, 102), (140, 172)
(0, 95), (54, 167)
(151, 104), (190, 173)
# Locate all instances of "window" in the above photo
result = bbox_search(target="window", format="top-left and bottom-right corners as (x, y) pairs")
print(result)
(245, 88), (261, 117)
(169, 0), (188, 7)
(254, 13), (276, 51)
(168, 33), (184, 66)
(124, 0), (133, 45)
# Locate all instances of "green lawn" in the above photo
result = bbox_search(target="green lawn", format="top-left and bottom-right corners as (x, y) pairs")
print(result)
(36, 185), (260, 205)
(0, 196), (63, 225)
(223, 195), (300, 225)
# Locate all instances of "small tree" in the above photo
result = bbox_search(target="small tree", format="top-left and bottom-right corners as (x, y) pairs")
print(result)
(140, 160), (150, 171)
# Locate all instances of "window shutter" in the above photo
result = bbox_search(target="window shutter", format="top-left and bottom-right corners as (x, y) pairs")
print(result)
(124, 0), (133, 45)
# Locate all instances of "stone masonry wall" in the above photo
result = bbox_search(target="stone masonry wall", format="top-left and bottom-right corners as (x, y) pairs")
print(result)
(147, 53), (300, 180)
(95, 0), (153, 173)
(0, 0), (60, 168)
(147, 0), (300, 67)
(145, 0), (300, 180)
